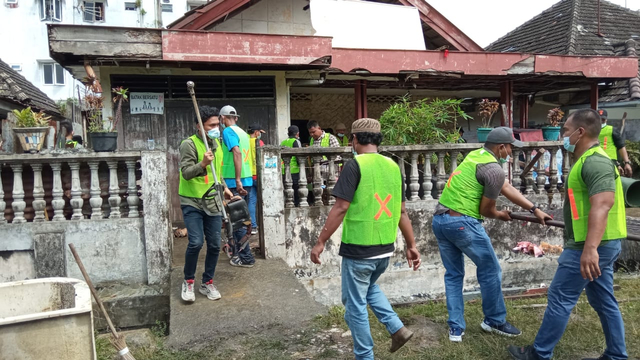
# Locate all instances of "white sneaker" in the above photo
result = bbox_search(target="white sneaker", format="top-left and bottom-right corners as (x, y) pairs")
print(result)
(251, 228), (258, 235)
(181, 280), (195, 302)
(199, 280), (222, 300)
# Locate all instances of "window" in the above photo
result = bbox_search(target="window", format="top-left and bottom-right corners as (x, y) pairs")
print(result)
(162, 4), (173, 12)
(10, 64), (22, 71)
(83, 1), (105, 22)
(42, 63), (65, 85)
(124, 2), (136, 10)
(40, 0), (62, 22)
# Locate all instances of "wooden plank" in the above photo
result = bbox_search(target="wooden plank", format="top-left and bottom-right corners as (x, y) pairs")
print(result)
(49, 25), (162, 43)
(49, 41), (162, 59)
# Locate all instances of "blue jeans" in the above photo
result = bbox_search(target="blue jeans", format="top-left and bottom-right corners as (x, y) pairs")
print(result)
(342, 257), (404, 360)
(534, 240), (626, 360)
(247, 185), (258, 228)
(432, 213), (507, 330)
(182, 205), (222, 283)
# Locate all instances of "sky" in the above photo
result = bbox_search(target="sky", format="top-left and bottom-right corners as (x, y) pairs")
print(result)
(427, 0), (640, 48)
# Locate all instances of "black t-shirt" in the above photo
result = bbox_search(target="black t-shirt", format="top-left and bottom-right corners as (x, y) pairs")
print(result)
(332, 157), (406, 259)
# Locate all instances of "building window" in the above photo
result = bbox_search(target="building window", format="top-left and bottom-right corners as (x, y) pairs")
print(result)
(162, 4), (173, 12)
(124, 2), (136, 11)
(40, 0), (62, 22)
(42, 63), (65, 85)
(83, 1), (105, 22)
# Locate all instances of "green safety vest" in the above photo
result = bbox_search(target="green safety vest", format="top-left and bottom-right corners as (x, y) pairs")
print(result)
(567, 146), (627, 242)
(310, 133), (330, 147)
(179, 135), (223, 198)
(222, 126), (252, 180)
(342, 154), (402, 246)
(439, 148), (498, 219)
(338, 135), (348, 146)
(280, 138), (300, 174)
(65, 140), (78, 149)
(249, 136), (258, 176)
(599, 125), (618, 160)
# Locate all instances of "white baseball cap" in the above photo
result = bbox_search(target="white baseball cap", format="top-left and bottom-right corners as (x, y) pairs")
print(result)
(220, 105), (240, 117)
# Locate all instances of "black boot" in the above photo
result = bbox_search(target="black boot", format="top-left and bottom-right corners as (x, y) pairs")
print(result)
(507, 345), (541, 360)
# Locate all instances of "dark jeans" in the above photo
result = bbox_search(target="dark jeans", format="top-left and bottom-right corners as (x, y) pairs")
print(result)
(229, 188), (255, 263)
(282, 173), (300, 207)
(182, 205), (222, 283)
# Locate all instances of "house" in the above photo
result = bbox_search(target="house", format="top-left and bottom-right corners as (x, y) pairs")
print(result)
(486, 0), (640, 137)
(0, 0), (204, 102)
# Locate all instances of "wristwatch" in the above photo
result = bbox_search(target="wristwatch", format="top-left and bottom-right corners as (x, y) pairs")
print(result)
(529, 204), (538, 214)
(623, 161), (632, 166)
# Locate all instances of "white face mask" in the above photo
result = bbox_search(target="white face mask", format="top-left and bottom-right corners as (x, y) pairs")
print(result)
(602, 123), (607, 129)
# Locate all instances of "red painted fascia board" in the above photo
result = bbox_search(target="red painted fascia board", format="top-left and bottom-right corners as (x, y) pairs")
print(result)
(331, 48), (638, 78)
(162, 31), (333, 65)
(169, 0), (250, 30)
(397, 0), (482, 52)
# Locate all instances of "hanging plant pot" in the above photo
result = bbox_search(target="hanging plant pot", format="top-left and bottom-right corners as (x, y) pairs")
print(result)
(477, 128), (492, 142)
(13, 127), (49, 153)
(89, 132), (118, 152)
(542, 126), (561, 141)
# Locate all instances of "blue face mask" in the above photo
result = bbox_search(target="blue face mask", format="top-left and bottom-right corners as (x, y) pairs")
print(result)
(563, 129), (580, 153)
(337, 133), (345, 138)
(207, 127), (220, 139)
(498, 146), (508, 164)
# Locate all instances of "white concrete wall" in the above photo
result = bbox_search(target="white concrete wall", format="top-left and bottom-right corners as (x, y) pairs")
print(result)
(0, 0), (191, 102)
(211, 0), (314, 35)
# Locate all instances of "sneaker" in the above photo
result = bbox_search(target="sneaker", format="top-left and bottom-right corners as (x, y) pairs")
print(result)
(199, 280), (221, 300)
(230, 257), (255, 268)
(507, 345), (541, 360)
(449, 327), (465, 342)
(482, 319), (521, 337)
(582, 356), (612, 360)
(251, 228), (258, 235)
(181, 280), (195, 302)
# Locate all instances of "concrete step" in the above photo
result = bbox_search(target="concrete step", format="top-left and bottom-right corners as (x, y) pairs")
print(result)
(167, 255), (327, 350)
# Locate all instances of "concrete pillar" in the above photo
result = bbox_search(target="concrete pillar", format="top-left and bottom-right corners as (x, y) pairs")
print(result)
(141, 151), (172, 285)
(275, 73), (291, 145)
(258, 146), (287, 259)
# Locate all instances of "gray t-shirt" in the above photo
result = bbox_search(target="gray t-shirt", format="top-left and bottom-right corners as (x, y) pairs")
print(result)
(434, 148), (505, 215)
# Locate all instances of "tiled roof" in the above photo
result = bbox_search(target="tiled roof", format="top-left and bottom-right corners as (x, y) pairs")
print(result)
(0, 58), (61, 116)
(486, 0), (640, 102)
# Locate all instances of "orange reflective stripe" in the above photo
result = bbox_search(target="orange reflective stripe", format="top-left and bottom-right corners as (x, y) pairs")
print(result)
(568, 188), (579, 220)
(603, 136), (608, 150)
(374, 193), (392, 220)
(243, 149), (250, 163)
(204, 174), (209, 184)
(447, 170), (461, 188)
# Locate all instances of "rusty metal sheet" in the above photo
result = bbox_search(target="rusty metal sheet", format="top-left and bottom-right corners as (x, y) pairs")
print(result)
(534, 55), (639, 78)
(162, 31), (333, 65)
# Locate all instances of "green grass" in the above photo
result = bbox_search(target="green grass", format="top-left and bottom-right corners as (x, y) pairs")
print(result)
(97, 277), (640, 360)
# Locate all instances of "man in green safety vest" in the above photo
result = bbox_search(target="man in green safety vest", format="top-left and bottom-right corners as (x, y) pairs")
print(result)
(310, 118), (421, 360)
(598, 109), (633, 177)
(179, 106), (235, 303)
(308, 120), (340, 148)
(220, 105), (256, 268)
(247, 123), (265, 234)
(281, 125), (302, 206)
(509, 109), (628, 360)
(335, 122), (349, 146)
(434, 126), (551, 343)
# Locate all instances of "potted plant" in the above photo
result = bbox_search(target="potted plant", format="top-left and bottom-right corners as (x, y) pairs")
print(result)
(12, 107), (51, 153)
(85, 87), (127, 152)
(476, 99), (499, 142)
(544, 107), (564, 141)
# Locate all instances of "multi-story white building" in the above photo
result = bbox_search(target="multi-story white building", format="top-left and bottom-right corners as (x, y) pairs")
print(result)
(0, 0), (207, 101)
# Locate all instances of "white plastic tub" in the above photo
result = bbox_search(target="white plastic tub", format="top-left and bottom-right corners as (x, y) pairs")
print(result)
(0, 277), (96, 360)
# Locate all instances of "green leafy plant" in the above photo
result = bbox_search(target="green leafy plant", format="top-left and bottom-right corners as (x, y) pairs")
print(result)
(477, 99), (500, 128)
(379, 97), (470, 145)
(547, 107), (564, 127)
(12, 107), (51, 128)
(625, 140), (640, 179)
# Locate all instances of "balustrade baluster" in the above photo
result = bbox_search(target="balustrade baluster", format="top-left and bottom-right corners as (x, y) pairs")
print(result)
(435, 152), (446, 198)
(450, 150), (460, 173)
(88, 161), (103, 219)
(69, 161), (84, 220)
(312, 156), (323, 205)
(524, 150), (535, 195)
(106, 161), (122, 219)
(0, 165), (5, 225)
(512, 148), (522, 191)
(396, 153), (407, 197)
(422, 152), (433, 200)
(125, 160), (139, 218)
(536, 150), (547, 195)
(327, 156), (336, 206)
(10, 164), (26, 223)
(409, 152), (420, 201)
(31, 164), (46, 222)
(50, 162), (65, 221)
(283, 156), (294, 208)
(298, 161), (309, 208)
(548, 148), (559, 194)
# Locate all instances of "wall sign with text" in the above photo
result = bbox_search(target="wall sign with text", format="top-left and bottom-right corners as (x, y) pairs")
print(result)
(130, 92), (165, 115)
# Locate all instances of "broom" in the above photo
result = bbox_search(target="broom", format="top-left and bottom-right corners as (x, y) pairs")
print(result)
(68, 244), (136, 360)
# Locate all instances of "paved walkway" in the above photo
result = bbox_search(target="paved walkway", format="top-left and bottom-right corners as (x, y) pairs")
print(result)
(168, 235), (327, 349)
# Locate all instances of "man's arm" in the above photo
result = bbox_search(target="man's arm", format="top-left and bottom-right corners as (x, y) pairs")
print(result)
(398, 202), (421, 270)
(232, 146), (243, 182)
(310, 198), (350, 264)
(613, 128), (632, 176)
(580, 191), (614, 281)
(501, 181), (551, 224)
(479, 196), (511, 220)
(179, 140), (208, 181)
